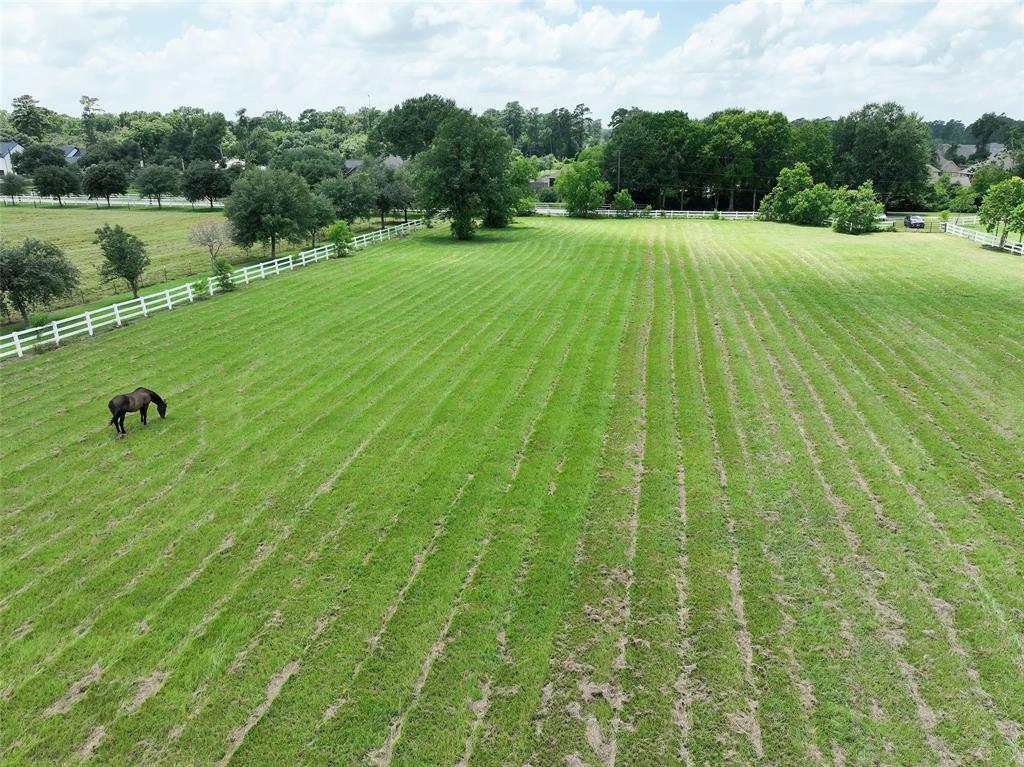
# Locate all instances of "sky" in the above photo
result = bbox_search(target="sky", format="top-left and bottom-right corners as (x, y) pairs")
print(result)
(2, 0), (1022, 125)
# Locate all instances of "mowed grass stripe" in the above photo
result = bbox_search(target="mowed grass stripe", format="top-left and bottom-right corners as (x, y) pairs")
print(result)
(699, 227), (1013, 763)
(6, 224), (585, 757)
(212, 228), (621, 766)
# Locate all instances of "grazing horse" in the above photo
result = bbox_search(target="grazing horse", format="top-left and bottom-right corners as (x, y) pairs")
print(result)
(108, 387), (167, 437)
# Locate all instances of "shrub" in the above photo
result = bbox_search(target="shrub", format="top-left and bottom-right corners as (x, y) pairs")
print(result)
(191, 278), (210, 299)
(214, 258), (235, 292)
(789, 184), (836, 227)
(326, 221), (353, 257)
(613, 189), (636, 215)
(831, 181), (883, 235)
(711, 210), (721, 220)
(537, 187), (558, 203)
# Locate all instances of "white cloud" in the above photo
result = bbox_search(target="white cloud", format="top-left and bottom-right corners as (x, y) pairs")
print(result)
(0, 0), (1019, 123)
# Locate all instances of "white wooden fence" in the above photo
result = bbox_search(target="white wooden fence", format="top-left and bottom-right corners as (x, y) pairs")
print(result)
(943, 222), (1024, 255)
(533, 205), (758, 220)
(0, 219), (425, 360)
(2, 194), (224, 209)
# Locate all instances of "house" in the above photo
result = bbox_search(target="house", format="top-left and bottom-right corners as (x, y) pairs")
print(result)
(343, 154), (404, 176)
(529, 172), (560, 192)
(928, 159), (972, 187)
(58, 146), (87, 165)
(0, 141), (23, 175)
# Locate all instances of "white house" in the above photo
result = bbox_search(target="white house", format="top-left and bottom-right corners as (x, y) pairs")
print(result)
(0, 141), (24, 175)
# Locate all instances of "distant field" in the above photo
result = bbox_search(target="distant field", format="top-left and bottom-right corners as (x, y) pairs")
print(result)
(0, 207), (417, 317)
(0, 207), (243, 307)
(0, 219), (1022, 765)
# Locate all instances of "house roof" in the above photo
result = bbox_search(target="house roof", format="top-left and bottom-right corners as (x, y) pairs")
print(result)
(344, 154), (404, 173)
(58, 146), (86, 164)
(0, 141), (22, 158)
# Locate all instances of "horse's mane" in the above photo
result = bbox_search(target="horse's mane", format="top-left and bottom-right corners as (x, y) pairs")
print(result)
(142, 388), (165, 406)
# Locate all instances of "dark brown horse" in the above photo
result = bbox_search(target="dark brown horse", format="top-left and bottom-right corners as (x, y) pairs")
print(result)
(108, 387), (167, 436)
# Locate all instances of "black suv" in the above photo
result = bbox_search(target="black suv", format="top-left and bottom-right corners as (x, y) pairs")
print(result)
(904, 215), (925, 229)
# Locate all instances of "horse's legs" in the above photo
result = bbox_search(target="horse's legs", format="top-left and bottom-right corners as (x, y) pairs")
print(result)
(118, 412), (127, 436)
(141, 404), (149, 425)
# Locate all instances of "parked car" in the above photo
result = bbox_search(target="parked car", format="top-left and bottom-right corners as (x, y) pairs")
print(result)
(904, 215), (925, 229)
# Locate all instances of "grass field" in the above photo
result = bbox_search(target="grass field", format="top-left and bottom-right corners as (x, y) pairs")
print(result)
(0, 207), (416, 317)
(1, 218), (1022, 766)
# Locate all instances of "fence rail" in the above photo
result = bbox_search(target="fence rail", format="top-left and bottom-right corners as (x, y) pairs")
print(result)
(2, 194), (224, 209)
(943, 221), (1024, 255)
(0, 218), (425, 360)
(533, 206), (758, 220)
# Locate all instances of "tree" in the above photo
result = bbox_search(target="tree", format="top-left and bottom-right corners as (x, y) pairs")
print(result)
(555, 159), (610, 217)
(96, 224), (150, 297)
(949, 186), (977, 220)
(326, 220), (353, 257)
(833, 102), (930, 208)
(831, 181), (882, 235)
(759, 163), (815, 222)
(790, 120), (834, 184)
(1, 174), (29, 203)
(374, 94), (459, 159)
(612, 188), (636, 214)
(0, 239), (80, 325)
(970, 164), (1011, 201)
(414, 110), (515, 239)
(80, 95), (103, 145)
(188, 219), (235, 270)
(307, 194), (335, 247)
(10, 95), (47, 141)
(135, 165), (181, 208)
(224, 169), (313, 259)
(978, 176), (1024, 247)
(82, 162), (128, 207)
(182, 162), (232, 208)
(788, 184), (835, 227)
(33, 165), (80, 207)
(12, 143), (66, 175)
(269, 146), (344, 186)
(968, 113), (1002, 158)
(317, 172), (375, 223)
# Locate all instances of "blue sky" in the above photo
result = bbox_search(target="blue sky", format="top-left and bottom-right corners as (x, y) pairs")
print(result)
(2, 1), (1021, 124)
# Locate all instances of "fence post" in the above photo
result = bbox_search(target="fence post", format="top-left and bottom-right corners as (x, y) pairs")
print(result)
(187, 283), (194, 302)
(85, 311), (94, 336)
(166, 290), (173, 310)
(259, 262), (266, 279)
(208, 276), (216, 296)
(51, 320), (61, 346)
(13, 330), (23, 358)
(275, 259), (281, 275)
(113, 302), (122, 326)
(289, 255), (294, 270)
(141, 296), (148, 317)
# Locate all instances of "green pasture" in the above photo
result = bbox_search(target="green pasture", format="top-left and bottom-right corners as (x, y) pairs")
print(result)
(0, 218), (1021, 766)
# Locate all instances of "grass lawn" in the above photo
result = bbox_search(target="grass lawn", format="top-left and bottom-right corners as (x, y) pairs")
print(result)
(0, 218), (1022, 766)
(0, 207), (418, 320)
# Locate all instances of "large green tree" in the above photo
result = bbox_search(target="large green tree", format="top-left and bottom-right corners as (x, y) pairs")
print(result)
(1, 174), (29, 202)
(10, 95), (47, 141)
(12, 143), (66, 175)
(790, 120), (834, 185)
(182, 162), (232, 208)
(224, 169), (314, 258)
(831, 181), (883, 235)
(95, 224), (150, 297)
(135, 165), (181, 208)
(316, 172), (375, 223)
(555, 159), (611, 217)
(978, 176), (1024, 246)
(82, 162), (128, 207)
(269, 146), (344, 187)
(758, 162), (815, 222)
(33, 165), (81, 207)
(414, 110), (514, 239)
(832, 102), (930, 208)
(0, 238), (80, 324)
(374, 94), (459, 159)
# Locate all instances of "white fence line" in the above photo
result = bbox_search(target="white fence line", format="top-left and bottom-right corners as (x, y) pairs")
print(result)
(943, 221), (1024, 255)
(0, 218), (425, 360)
(533, 206), (758, 220)
(2, 194), (224, 209)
